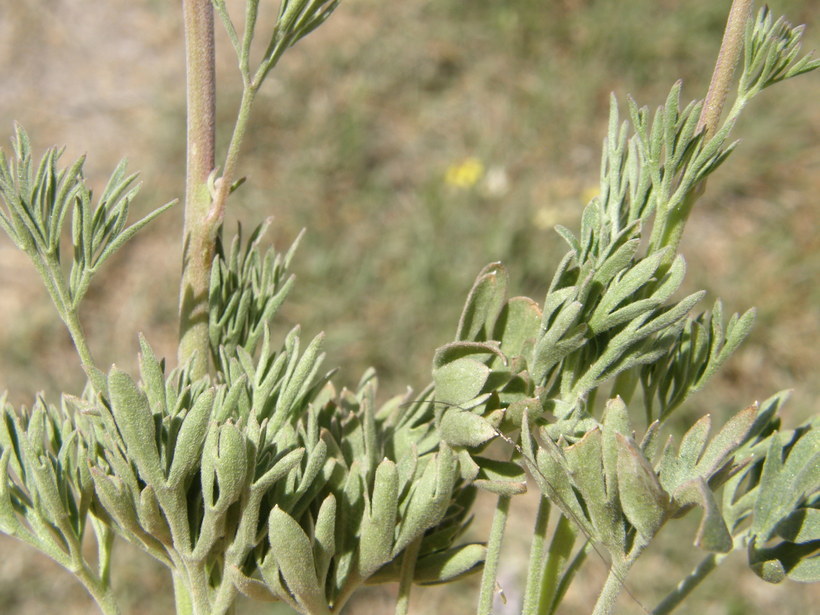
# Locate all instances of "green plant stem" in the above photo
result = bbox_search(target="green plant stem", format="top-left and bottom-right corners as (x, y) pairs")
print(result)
(30, 253), (106, 392)
(538, 513), (578, 615)
(206, 86), (256, 231)
(476, 494), (512, 615)
(92, 517), (115, 588)
(699, 0), (753, 140)
(650, 0), (752, 263)
(591, 561), (633, 615)
(178, 0), (217, 378)
(77, 570), (121, 615)
(651, 552), (727, 615)
(172, 568), (195, 615)
(522, 497), (550, 614)
(185, 561), (212, 615)
(395, 535), (423, 615)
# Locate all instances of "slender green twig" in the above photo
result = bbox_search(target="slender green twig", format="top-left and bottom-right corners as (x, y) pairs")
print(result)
(476, 494), (512, 615)
(652, 552), (729, 615)
(537, 513), (578, 615)
(395, 535), (423, 615)
(205, 87), (256, 232)
(522, 496), (551, 614)
(27, 252), (106, 392)
(591, 561), (635, 615)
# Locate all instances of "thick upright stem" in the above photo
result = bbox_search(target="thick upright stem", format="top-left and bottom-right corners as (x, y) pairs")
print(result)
(698, 0), (753, 139)
(178, 0), (217, 377)
(651, 0), (753, 265)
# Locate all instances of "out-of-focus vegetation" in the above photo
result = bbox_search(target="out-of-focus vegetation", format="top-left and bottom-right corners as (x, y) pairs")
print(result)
(0, 0), (817, 612)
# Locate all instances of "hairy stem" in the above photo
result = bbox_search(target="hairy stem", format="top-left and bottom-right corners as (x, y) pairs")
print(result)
(77, 571), (121, 615)
(652, 552), (727, 615)
(698, 0), (753, 139)
(651, 0), (752, 262)
(395, 535), (423, 615)
(172, 568), (196, 615)
(178, 0), (217, 378)
(31, 253), (106, 392)
(206, 86), (256, 230)
(477, 494), (512, 615)
(591, 561), (634, 615)
(522, 496), (551, 615)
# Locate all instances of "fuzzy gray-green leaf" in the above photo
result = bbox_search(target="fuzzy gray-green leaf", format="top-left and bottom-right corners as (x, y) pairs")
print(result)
(413, 543), (487, 584)
(213, 422), (249, 510)
(439, 408), (497, 449)
(473, 457), (527, 496)
(433, 357), (490, 407)
(673, 478), (733, 553)
(268, 506), (331, 615)
(313, 493), (337, 586)
(108, 367), (163, 486)
(493, 296), (542, 359)
(166, 389), (213, 488)
(359, 459), (399, 577)
(252, 446), (306, 495)
(455, 262), (508, 341)
(773, 508), (820, 544)
(616, 433), (669, 539)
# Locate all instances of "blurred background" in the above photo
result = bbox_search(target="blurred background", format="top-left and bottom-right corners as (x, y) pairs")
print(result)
(0, 0), (817, 613)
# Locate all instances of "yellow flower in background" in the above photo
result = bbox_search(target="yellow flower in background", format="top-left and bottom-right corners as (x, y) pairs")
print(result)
(445, 157), (484, 189)
(581, 185), (600, 204)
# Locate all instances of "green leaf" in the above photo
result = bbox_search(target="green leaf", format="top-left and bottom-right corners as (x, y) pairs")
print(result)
(267, 506), (331, 615)
(672, 478), (733, 553)
(439, 408), (497, 449)
(413, 543), (486, 584)
(565, 427), (623, 549)
(472, 457), (527, 496)
(359, 459), (399, 577)
(493, 296), (543, 359)
(212, 422), (249, 510)
(432, 341), (505, 370)
(252, 447), (306, 495)
(166, 389), (213, 488)
(616, 434), (669, 539)
(394, 448), (457, 556)
(774, 508), (820, 545)
(108, 367), (163, 486)
(433, 357), (490, 407)
(455, 262), (508, 341)
(313, 493), (337, 586)
(138, 484), (172, 547)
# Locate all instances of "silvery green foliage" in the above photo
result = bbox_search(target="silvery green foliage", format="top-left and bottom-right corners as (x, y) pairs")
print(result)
(0, 393), (116, 607)
(213, 0), (340, 88)
(0, 4), (818, 615)
(0, 125), (175, 309)
(427, 7), (819, 614)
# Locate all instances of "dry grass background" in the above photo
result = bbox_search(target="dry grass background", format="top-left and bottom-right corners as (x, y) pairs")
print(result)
(0, 0), (818, 613)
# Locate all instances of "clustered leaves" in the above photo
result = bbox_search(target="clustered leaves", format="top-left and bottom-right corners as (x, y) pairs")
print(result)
(0, 125), (175, 309)
(213, 0), (340, 89)
(0, 3), (818, 615)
